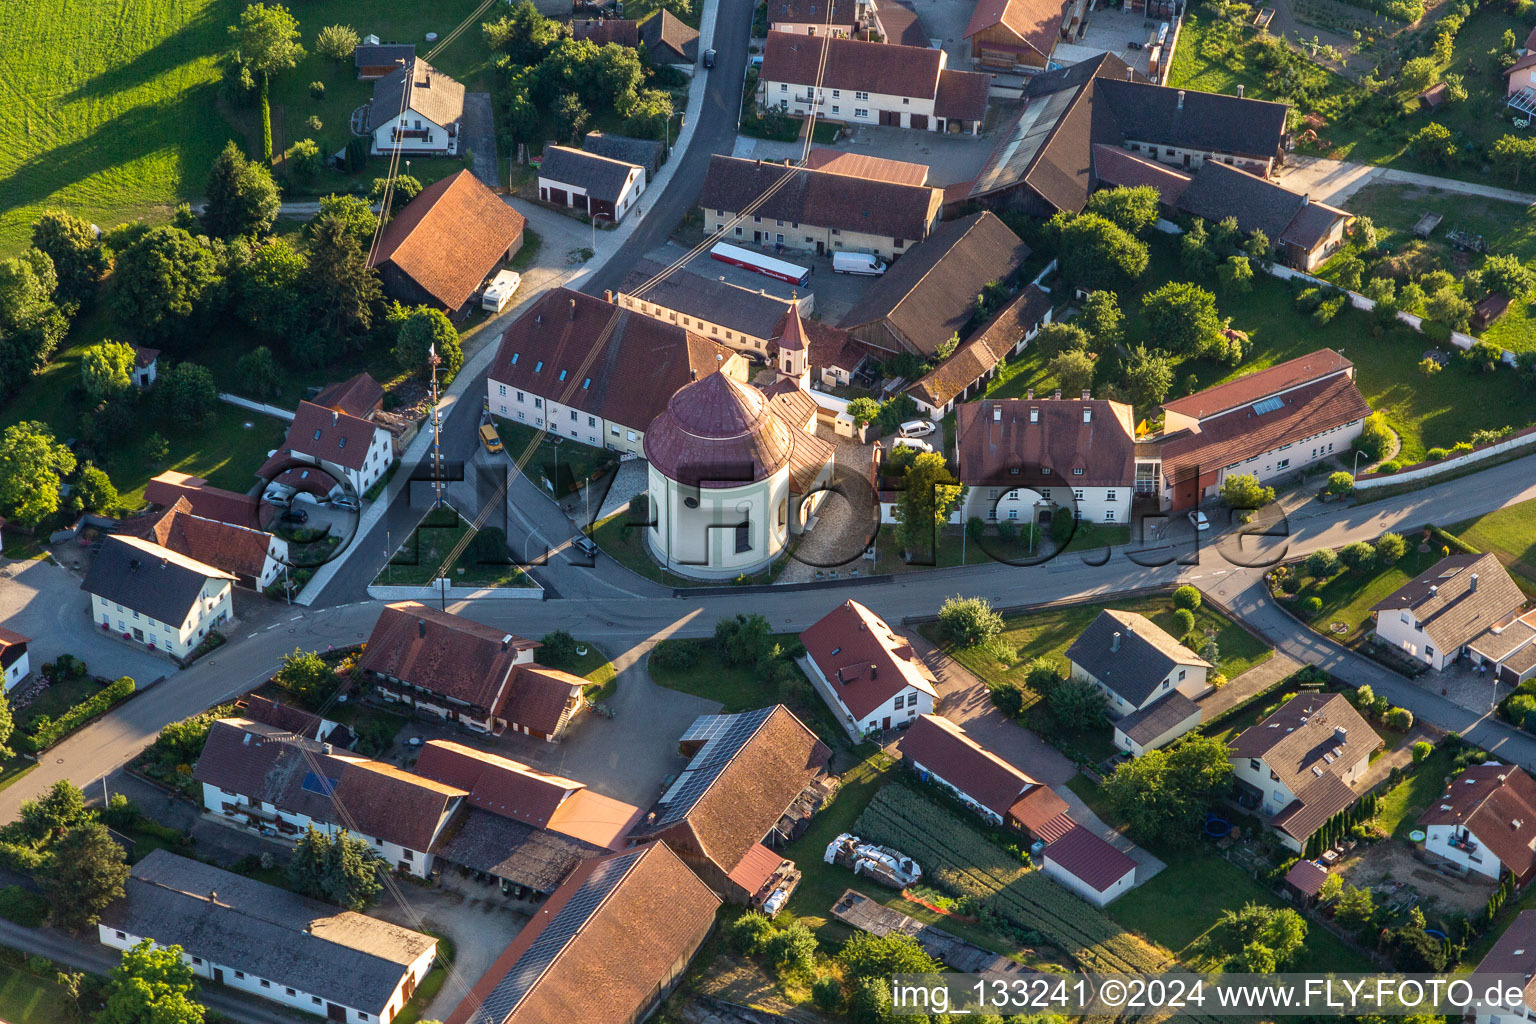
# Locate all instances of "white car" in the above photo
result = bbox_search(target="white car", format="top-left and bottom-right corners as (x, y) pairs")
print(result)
(898, 419), (936, 438)
(1189, 510), (1210, 531)
(893, 437), (934, 453)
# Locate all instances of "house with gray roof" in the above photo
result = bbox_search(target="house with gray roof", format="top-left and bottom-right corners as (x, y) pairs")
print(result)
(354, 41), (415, 80)
(1065, 609), (1211, 753)
(100, 849), (437, 1024)
(537, 145), (647, 223)
(639, 9), (700, 65)
(616, 259), (808, 359)
(368, 59), (465, 156)
(582, 131), (664, 177)
(1372, 552), (1526, 672)
(83, 534), (236, 660)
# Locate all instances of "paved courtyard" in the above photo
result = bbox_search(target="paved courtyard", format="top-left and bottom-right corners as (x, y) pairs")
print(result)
(1056, 5), (1163, 78)
(732, 124), (996, 189)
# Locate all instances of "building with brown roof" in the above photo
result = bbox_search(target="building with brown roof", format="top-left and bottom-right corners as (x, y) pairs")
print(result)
(486, 288), (748, 458)
(1282, 858), (1329, 901)
(237, 694), (351, 747)
(261, 400), (394, 498)
(0, 626), (30, 693)
(898, 714), (1068, 832)
(767, 0), (874, 35)
(616, 258), (806, 359)
(628, 706), (831, 901)
(701, 154), (943, 263)
(125, 498), (287, 590)
(195, 718), (466, 877)
(1229, 692), (1376, 852)
(1372, 553), (1525, 673)
(760, 32), (991, 133)
(639, 8), (700, 63)
(1153, 349), (1370, 511)
(800, 601), (938, 740)
(144, 471), (260, 530)
(875, 0), (928, 46)
(1419, 763), (1536, 884)
(369, 169), (525, 316)
(954, 395), (1138, 528)
(1469, 608), (1536, 688)
(965, 0), (1065, 71)
(368, 59), (466, 156)
(1040, 823), (1137, 906)
(313, 372), (384, 420)
(131, 345), (159, 388)
(803, 147), (931, 186)
(908, 284), (1053, 417)
(444, 843), (720, 1024)
(839, 212), (1031, 358)
(1471, 909), (1536, 1021)
(537, 145), (648, 224)
(84, 535), (236, 661)
(570, 17), (640, 45)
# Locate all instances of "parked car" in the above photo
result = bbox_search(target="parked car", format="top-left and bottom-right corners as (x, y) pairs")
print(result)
(892, 437), (934, 453)
(479, 423), (505, 454)
(333, 495), (360, 512)
(280, 509), (310, 525)
(702, 48), (716, 68)
(1189, 510), (1210, 531)
(898, 419), (936, 438)
(572, 534), (598, 558)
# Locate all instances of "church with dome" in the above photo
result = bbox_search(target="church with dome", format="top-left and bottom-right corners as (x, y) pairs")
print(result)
(642, 308), (835, 579)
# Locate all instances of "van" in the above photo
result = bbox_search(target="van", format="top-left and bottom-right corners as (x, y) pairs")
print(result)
(479, 424), (504, 454)
(892, 437), (933, 453)
(898, 420), (936, 438)
(832, 252), (887, 276)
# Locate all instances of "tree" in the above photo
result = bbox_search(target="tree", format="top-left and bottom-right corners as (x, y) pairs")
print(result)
(287, 138), (323, 183)
(1339, 541), (1377, 572)
(315, 24), (359, 62)
(555, 93), (591, 144)
(1047, 349), (1095, 396)
(1059, 214), (1148, 290)
(1481, 253), (1535, 298)
(539, 629), (580, 667)
(1084, 186), (1161, 236)
(1217, 254), (1254, 292)
(1334, 884), (1375, 931)
(1493, 135), (1536, 184)
(1318, 872), (1344, 902)
(392, 305), (464, 384)
(1220, 473), (1274, 509)
(729, 912), (774, 954)
(1426, 289), (1473, 330)
(846, 396), (880, 427)
(1412, 740), (1433, 763)
(99, 938), (205, 1024)
(38, 821), (129, 931)
(309, 194), (376, 247)
(1386, 706), (1414, 731)
(305, 213), (380, 341)
(156, 362), (218, 430)
(1180, 219), (1218, 278)
(0, 420), (75, 527)
(763, 921), (817, 976)
(1123, 346), (1173, 410)
(893, 452), (961, 556)
(1141, 282), (1221, 356)
(1305, 547), (1339, 578)
(235, 345), (282, 400)
(1033, 322), (1090, 356)
(368, 175), (423, 216)
(838, 932), (941, 982)
(232, 3), (305, 81)
(623, 88), (674, 140)
(1102, 735), (1233, 847)
(483, 1), (563, 63)
(31, 209), (107, 307)
(1243, 229), (1272, 267)
(1171, 608), (1196, 636)
(17, 781), (90, 846)
(1464, 338), (1503, 372)
(1077, 291), (1123, 351)
(1408, 122), (1455, 167)
(1047, 676), (1106, 732)
(1326, 471), (1355, 497)
(288, 826), (384, 910)
(203, 141), (281, 238)
(1377, 532), (1406, 564)
(1401, 56), (1437, 90)
(75, 463), (120, 515)
(936, 595), (1003, 650)
(1350, 216), (1378, 250)
(990, 682), (1025, 717)
(1173, 585), (1201, 611)
(80, 340), (137, 402)
(110, 226), (223, 343)
(0, 249), (70, 397)
(1355, 412), (1394, 461)
(273, 648), (335, 707)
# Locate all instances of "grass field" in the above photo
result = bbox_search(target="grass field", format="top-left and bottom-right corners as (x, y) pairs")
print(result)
(1288, 542), (1445, 640)
(382, 506), (533, 587)
(1451, 496), (1536, 595)
(1371, 743), (1457, 840)
(0, 963), (75, 1024)
(542, 641), (617, 699)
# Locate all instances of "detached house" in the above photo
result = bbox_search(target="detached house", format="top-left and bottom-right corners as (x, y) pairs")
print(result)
(799, 600), (939, 740)
(0, 627), (30, 692)
(368, 59), (464, 156)
(898, 714), (1070, 834)
(1470, 910), (1536, 1024)
(101, 850), (437, 1024)
(1229, 692), (1375, 852)
(1372, 553), (1525, 672)
(1418, 763), (1536, 885)
(628, 706), (831, 902)
(639, 9), (700, 65)
(128, 498), (288, 591)
(144, 471), (261, 530)
(760, 32), (992, 134)
(261, 401), (394, 499)
(537, 146), (647, 224)
(1066, 609), (1210, 755)
(83, 535), (235, 659)
(767, 0), (873, 36)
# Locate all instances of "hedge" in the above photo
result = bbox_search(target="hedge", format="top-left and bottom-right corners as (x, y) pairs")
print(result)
(1426, 524), (1479, 557)
(19, 676), (136, 754)
(0, 887), (48, 928)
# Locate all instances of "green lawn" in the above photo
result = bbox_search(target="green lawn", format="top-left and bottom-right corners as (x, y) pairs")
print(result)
(0, 962), (76, 1024)
(1371, 744), (1456, 839)
(1288, 542), (1446, 641)
(540, 642), (617, 700)
(381, 506), (532, 588)
(1450, 497), (1536, 596)
(494, 420), (621, 499)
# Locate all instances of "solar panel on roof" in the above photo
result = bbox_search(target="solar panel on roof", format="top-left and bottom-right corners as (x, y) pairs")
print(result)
(1252, 396), (1284, 415)
(654, 708), (775, 825)
(302, 771), (340, 797)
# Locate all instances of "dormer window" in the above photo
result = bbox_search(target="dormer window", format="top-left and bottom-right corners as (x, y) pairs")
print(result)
(559, 370), (568, 381)
(338, 437), (346, 449)
(1073, 468), (1084, 476)
(534, 361), (543, 372)
(511, 353), (520, 364)
(313, 429), (323, 440)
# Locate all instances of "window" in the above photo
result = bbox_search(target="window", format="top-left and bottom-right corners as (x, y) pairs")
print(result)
(260, 980), (271, 989)
(781, 83), (788, 92)
(1073, 467), (1084, 475)
(987, 509), (997, 520)
(516, 390), (524, 402)
(570, 410), (577, 422)
(735, 523), (752, 553)
(1104, 510), (1116, 521)
(115, 931), (126, 940)
(831, 104), (840, 114)
(534, 360), (543, 373)
(1425, 645), (1435, 659)
(1249, 759), (1260, 771)
(1177, 669), (1186, 681)
(312, 997), (322, 1006)
(1042, 467), (1051, 475)
(894, 238), (904, 249)
(627, 430), (638, 442)
(735, 226), (743, 236)
(497, 384), (506, 396)
(588, 415), (596, 427)
(856, 90), (869, 100)
(831, 228), (840, 235)
(1276, 458), (1290, 470)
(854, 108), (868, 118)
(833, 89), (840, 96)
(286, 988), (297, 997)
(1105, 490), (1117, 501)
(534, 398), (542, 409)
(235, 971), (245, 979)
(402, 849), (413, 861)
(1073, 489), (1084, 500)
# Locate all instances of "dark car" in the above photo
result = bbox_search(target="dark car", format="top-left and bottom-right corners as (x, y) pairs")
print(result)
(279, 509), (309, 525)
(702, 48), (717, 68)
(572, 535), (598, 558)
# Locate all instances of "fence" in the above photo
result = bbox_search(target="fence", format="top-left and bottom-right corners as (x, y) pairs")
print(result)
(218, 393), (296, 420)
(365, 578), (544, 601)
(1354, 423), (1536, 491)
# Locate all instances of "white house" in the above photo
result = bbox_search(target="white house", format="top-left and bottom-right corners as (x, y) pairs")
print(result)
(1064, 609), (1212, 740)
(1371, 553), (1526, 672)
(132, 346), (159, 388)
(1418, 763), (1536, 884)
(100, 850), (437, 1024)
(908, 286), (1054, 420)
(799, 600), (938, 740)
(194, 718), (466, 878)
(1040, 824), (1137, 907)
(767, 0), (874, 36)
(1470, 910), (1536, 1024)
(537, 146), (647, 224)
(616, 259), (808, 359)
(1229, 692), (1375, 852)
(83, 535), (235, 659)
(368, 59), (464, 157)
(262, 401), (394, 498)
(0, 627), (29, 692)
(897, 714), (1070, 836)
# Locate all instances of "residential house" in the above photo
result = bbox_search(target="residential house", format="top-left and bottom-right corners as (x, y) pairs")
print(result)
(368, 59), (465, 156)
(127, 498), (288, 591)
(617, 259), (807, 358)
(799, 600), (939, 739)
(1470, 910), (1536, 1024)
(571, 18), (640, 46)
(959, 54), (1288, 214)
(262, 401), (394, 499)
(144, 471), (261, 531)
(443, 844), (720, 1024)
(313, 372), (385, 420)
(194, 717), (465, 877)
(639, 9), (700, 64)
(804, 317), (866, 386)
(839, 212), (1031, 358)
(1372, 553), (1526, 672)
(1229, 692), (1375, 852)
(537, 145), (647, 223)
(953, 396), (1138, 528)
(873, 0), (928, 46)
(237, 694), (353, 748)
(1154, 348), (1370, 511)
(627, 706), (831, 902)
(83, 535), (235, 659)
(897, 714), (1070, 833)
(0, 627), (30, 692)
(1469, 608), (1536, 687)
(1418, 764), (1536, 885)
(132, 345), (159, 388)
(759, 32), (992, 134)
(1040, 823), (1137, 907)
(964, 0), (1065, 71)
(486, 288), (747, 457)
(99, 850), (437, 1024)
(908, 284), (1054, 418)
(802, 147), (931, 185)
(1507, 50), (1536, 117)
(582, 131), (665, 178)
(354, 39), (415, 80)
(360, 602), (585, 740)
(767, 0), (874, 37)
(1065, 609), (1210, 753)
(700, 154), (943, 261)
(368, 169), (526, 316)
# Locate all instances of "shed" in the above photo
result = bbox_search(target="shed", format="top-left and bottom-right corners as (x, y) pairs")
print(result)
(1283, 858), (1329, 902)
(1418, 83), (1448, 111)
(1473, 291), (1512, 330)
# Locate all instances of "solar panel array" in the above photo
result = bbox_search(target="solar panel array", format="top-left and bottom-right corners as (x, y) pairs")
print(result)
(653, 707), (775, 827)
(1252, 396), (1285, 415)
(469, 850), (643, 1023)
(301, 771), (340, 797)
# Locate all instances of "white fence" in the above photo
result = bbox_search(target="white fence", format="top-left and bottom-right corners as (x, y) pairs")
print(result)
(1354, 424), (1536, 491)
(218, 393), (296, 420)
(366, 579), (544, 601)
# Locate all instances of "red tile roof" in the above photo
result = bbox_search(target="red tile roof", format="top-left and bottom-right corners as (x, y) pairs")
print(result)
(644, 371), (795, 488)
(144, 472), (260, 530)
(1043, 823), (1136, 892)
(1012, 791), (1072, 840)
(128, 500), (274, 581)
(909, 284), (1052, 408)
(800, 601), (938, 720)
(1163, 348), (1353, 421)
(803, 148), (930, 186)
(956, 397), (1135, 488)
(370, 169), (525, 311)
(761, 31), (942, 98)
(271, 402), (386, 473)
(727, 841), (786, 895)
(415, 740), (582, 827)
(768, 0), (863, 28)
(359, 603), (536, 717)
(964, 0), (1063, 59)
(934, 68), (994, 122)
(898, 714), (1043, 820)
(503, 665), (585, 737)
(1419, 763), (1536, 878)
(1090, 144), (1192, 203)
(1284, 858), (1328, 897)
(313, 373), (384, 419)
(570, 17), (640, 45)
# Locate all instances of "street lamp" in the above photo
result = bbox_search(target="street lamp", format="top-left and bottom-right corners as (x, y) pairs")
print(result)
(1353, 448), (1365, 478)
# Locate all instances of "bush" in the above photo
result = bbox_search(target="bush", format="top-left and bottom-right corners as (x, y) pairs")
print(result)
(1339, 541), (1376, 572)
(1172, 608), (1197, 636)
(20, 677), (135, 753)
(649, 638), (698, 673)
(812, 976), (844, 1011)
(1305, 548), (1339, 578)
(538, 629), (579, 668)
(1413, 740), (1433, 763)
(1377, 533), (1406, 564)
(1173, 585), (1201, 611)
(1386, 706), (1414, 731)
(1426, 447), (1448, 461)
(729, 911), (774, 954)
(1356, 412), (1394, 461)
(1326, 472), (1355, 496)
(1377, 461), (1401, 474)
(990, 682), (1025, 718)
(315, 24), (360, 62)
(1301, 596), (1323, 616)
(936, 595), (1003, 650)
(1419, 356), (1443, 375)
(764, 921), (817, 976)
(308, 81), (325, 99)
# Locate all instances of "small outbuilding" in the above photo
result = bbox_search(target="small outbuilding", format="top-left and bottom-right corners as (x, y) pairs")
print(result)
(1040, 824), (1137, 907)
(537, 145), (648, 223)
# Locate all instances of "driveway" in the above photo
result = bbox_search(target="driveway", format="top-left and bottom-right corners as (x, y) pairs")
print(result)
(461, 92), (501, 189)
(0, 557), (171, 685)
(371, 884), (527, 1023)
(1276, 155), (1536, 209)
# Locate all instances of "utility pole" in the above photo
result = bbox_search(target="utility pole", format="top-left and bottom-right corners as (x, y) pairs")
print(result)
(429, 345), (444, 510)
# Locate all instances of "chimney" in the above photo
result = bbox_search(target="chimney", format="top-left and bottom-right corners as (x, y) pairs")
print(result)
(1081, 389), (1091, 400)
(1111, 631), (1121, 653)
(1472, 573), (1480, 592)
(1301, 193), (1310, 206)
(1335, 726), (1347, 743)
(323, 743), (333, 755)
(332, 410), (339, 426)
(993, 405), (1002, 422)
(129, 558), (140, 571)
(208, 890), (218, 902)
(869, 663), (878, 678)
(502, 633), (513, 650)
(1237, 84), (1244, 99)
(418, 618), (427, 638)
(690, 369), (698, 381)
(1177, 89), (1185, 110)
(604, 289), (614, 303)
(1429, 585), (1438, 598)
(1026, 388), (1034, 400)
(1053, 388), (1062, 400)
(569, 297), (577, 320)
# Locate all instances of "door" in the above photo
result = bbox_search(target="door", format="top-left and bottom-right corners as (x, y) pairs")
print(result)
(910, 114), (928, 130)
(213, 968), (223, 984)
(548, 187), (568, 206)
(879, 110), (901, 127)
(882, 716), (891, 730)
(816, 240), (825, 255)
(574, 193), (589, 213)
(753, 230), (762, 243)
(326, 1003), (347, 1022)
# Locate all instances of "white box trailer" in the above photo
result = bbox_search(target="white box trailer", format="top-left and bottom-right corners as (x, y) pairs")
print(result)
(482, 270), (522, 313)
